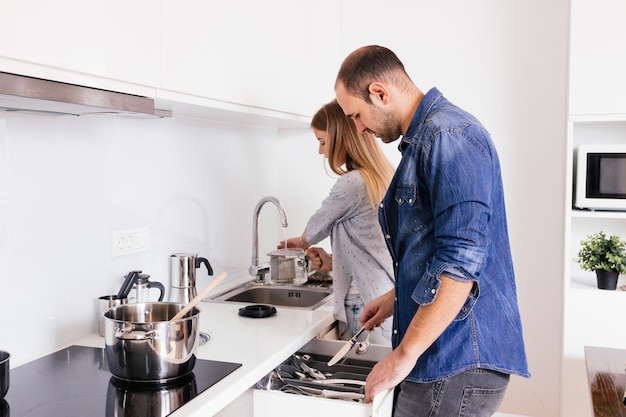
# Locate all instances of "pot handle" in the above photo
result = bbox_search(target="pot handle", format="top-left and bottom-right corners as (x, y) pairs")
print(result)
(116, 270), (140, 299)
(195, 257), (213, 276)
(114, 327), (158, 340)
(147, 280), (165, 301)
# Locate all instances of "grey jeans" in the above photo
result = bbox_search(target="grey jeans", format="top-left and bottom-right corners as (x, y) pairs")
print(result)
(393, 369), (510, 417)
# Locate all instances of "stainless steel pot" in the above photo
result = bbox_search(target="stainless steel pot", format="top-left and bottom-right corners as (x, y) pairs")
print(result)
(103, 302), (200, 383)
(0, 350), (9, 400)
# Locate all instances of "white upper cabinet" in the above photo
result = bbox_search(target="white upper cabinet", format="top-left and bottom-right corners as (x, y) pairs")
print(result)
(160, 0), (254, 107)
(160, 0), (340, 118)
(0, 0), (160, 94)
(569, 0), (626, 115)
(0, 0), (339, 119)
(245, 0), (340, 116)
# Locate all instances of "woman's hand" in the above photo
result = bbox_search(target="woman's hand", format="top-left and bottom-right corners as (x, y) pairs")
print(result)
(277, 237), (305, 249)
(306, 247), (332, 272)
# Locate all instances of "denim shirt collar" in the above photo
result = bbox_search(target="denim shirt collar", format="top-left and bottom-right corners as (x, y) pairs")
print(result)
(400, 87), (443, 152)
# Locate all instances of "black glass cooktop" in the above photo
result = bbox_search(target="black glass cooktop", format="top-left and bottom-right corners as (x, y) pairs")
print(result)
(0, 345), (241, 417)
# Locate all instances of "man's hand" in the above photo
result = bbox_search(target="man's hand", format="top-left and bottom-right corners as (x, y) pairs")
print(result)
(362, 276), (474, 403)
(365, 348), (415, 402)
(360, 290), (394, 329)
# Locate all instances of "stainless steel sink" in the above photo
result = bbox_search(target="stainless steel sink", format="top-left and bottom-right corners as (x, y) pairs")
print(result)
(209, 283), (333, 310)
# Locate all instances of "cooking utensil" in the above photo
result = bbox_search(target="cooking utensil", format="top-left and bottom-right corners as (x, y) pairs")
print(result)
(279, 384), (364, 401)
(0, 350), (9, 400)
(260, 368), (365, 401)
(116, 270), (165, 303)
(170, 253), (213, 304)
(327, 326), (366, 366)
(282, 376), (366, 389)
(97, 295), (128, 337)
(277, 364), (306, 379)
(170, 271), (227, 321)
(104, 302), (200, 382)
(257, 369), (283, 391)
(267, 248), (310, 285)
(277, 363), (365, 390)
(291, 354), (327, 379)
(302, 378), (365, 386)
(356, 329), (372, 355)
(300, 361), (326, 380)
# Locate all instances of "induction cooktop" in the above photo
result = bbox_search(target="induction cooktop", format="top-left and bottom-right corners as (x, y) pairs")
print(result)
(0, 345), (241, 417)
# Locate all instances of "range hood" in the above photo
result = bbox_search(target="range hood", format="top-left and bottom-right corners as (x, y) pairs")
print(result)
(0, 72), (171, 118)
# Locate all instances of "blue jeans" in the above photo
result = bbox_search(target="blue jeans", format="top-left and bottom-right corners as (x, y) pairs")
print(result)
(338, 292), (363, 341)
(338, 292), (392, 345)
(394, 369), (510, 417)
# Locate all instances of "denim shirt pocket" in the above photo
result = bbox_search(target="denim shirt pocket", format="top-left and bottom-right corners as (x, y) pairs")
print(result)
(395, 185), (425, 234)
(395, 184), (416, 205)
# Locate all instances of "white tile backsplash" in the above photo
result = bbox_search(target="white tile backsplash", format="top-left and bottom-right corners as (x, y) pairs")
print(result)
(0, 111), (333, 365)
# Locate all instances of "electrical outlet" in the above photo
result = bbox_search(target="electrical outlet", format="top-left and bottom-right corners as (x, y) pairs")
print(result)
(111, 227), (149, 257)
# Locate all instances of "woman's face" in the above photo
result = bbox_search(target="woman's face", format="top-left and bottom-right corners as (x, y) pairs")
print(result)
(313, 128), (329, 158)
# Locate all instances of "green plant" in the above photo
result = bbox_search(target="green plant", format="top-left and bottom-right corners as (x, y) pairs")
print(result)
(576, 231), (626, 274)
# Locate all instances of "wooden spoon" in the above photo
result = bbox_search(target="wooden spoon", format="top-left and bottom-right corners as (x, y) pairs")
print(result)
(170, 271), (227, 321)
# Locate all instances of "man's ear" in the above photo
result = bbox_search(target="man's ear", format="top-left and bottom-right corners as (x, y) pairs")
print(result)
(368, 82), (389, 104)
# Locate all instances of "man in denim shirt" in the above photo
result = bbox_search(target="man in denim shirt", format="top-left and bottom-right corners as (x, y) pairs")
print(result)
(335, 45), (530, 417)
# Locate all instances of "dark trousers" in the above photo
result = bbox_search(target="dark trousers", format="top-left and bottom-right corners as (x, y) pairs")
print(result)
(394, 369), (510, 417)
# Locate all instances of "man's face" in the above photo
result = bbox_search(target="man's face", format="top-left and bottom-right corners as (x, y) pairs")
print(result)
(335, 82), (402, 143)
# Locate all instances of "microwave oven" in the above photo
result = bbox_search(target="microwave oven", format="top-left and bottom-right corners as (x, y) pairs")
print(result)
(575, 144), (626, 211)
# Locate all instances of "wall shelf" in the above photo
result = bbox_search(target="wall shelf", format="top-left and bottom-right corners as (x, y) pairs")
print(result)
(570, 114), (626, 123)
(571, 210), (626, 220)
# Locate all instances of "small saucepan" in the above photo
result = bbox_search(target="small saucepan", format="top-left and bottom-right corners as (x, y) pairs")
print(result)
(0, 350), (9, 400)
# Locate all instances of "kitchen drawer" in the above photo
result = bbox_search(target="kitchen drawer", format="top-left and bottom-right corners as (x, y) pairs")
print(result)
(253, 338), (393, 417)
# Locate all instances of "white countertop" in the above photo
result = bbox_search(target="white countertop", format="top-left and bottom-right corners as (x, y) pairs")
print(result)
(74, 299), (335, 416)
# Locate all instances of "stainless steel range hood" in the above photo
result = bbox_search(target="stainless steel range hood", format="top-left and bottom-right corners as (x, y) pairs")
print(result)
(0, 72), (171, 117)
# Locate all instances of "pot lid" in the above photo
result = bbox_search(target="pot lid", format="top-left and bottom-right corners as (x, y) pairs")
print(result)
(267, 248), (305, 258)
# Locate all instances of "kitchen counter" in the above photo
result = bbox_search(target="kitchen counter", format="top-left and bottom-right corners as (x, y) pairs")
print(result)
(74, 299), (335, 416)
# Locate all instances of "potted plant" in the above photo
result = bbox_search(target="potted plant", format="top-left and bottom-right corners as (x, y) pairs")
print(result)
(575, 231), (626, 290)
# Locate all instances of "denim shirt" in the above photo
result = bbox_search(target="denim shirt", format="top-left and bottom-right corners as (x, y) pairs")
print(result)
(379, 88), (530, 382)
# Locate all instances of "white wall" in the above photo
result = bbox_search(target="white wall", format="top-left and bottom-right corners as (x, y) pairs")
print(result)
(337, 1), (570, 416)
(0, 112), (328, 365)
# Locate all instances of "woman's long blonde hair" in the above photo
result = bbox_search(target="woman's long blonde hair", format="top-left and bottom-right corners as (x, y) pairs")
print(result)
(311, 100), (395, 210)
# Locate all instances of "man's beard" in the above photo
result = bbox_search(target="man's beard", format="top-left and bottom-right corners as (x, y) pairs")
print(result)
(368, 105), (402, 143)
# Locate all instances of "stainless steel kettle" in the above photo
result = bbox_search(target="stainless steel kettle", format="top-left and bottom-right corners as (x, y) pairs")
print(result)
(169, 253), (213, 304)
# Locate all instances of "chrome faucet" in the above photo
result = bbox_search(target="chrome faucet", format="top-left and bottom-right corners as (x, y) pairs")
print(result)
(249, 196), (288, 281)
